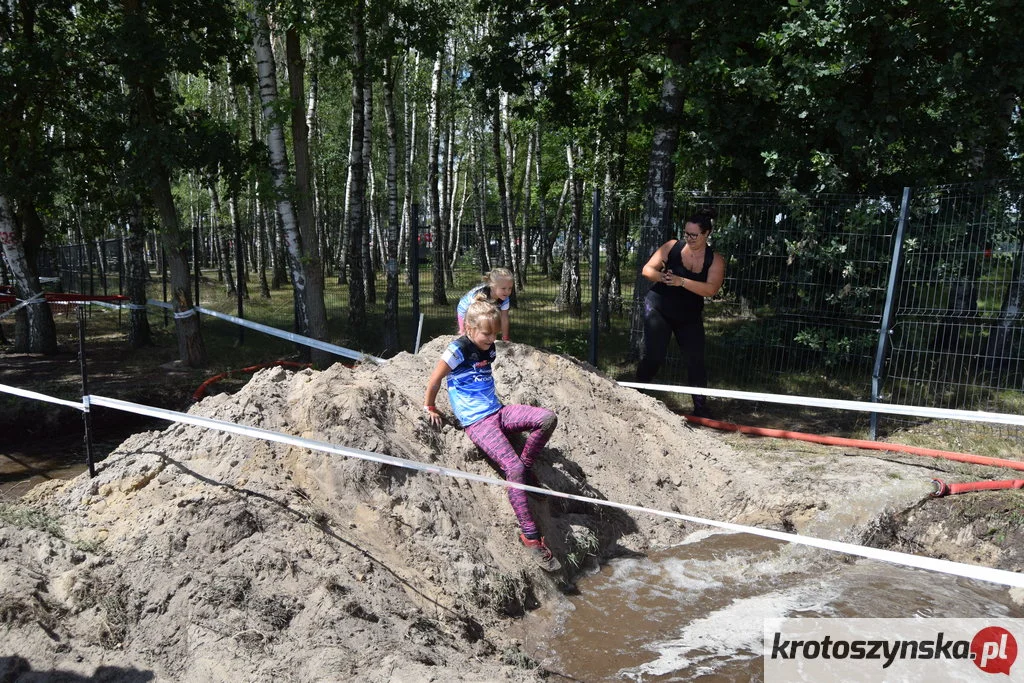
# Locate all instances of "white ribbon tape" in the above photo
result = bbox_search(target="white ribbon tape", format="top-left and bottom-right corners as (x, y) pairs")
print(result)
(0, 292), (46, 319)
(620, 381), (1024, 427)
(76, 392), (1024, 590)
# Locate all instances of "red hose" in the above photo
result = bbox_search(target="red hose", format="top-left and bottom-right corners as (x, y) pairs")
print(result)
(931, 478), (1024, 497)
(192, 360), (313, 401)
(683, 414), (1024, 473)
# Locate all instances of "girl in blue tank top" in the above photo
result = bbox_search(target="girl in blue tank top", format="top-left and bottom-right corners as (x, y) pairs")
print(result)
(423, 298), (561, 572)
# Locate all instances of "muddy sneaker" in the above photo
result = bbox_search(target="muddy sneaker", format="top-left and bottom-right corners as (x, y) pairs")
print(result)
(520, 534), (561, 572)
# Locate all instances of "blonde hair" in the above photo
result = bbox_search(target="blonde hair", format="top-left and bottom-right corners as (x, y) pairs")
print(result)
(464, 299), (500, 332)
(483, 267), (514, 287)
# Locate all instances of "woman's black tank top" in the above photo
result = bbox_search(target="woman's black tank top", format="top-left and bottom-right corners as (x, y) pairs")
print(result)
(649, 240), (714, 320)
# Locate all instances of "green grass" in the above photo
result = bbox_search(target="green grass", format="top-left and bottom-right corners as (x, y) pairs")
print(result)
(189, 262), (637, 376)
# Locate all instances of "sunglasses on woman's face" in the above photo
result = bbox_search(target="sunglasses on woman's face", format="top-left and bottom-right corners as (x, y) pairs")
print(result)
(683, 231), (702, 240)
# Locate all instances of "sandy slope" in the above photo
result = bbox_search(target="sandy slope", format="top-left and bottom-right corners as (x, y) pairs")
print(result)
(1, 339), (1007, 681)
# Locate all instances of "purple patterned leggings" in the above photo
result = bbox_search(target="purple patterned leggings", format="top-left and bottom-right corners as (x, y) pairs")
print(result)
(464, 404), (557, 538)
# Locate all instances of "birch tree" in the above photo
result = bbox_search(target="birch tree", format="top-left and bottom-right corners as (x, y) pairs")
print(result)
(251, 8), (314, 348)
(555, 143), (582, 316)
(427, 53), (448, 305)
(0, 196), (56, 353)
(382, 54), (401, 354)
(346, 0), (368, 327)
(285, 24), (331, 366)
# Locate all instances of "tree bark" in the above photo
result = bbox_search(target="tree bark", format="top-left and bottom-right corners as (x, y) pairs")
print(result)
(401, 51), (419, 270)
(633, 38), (690, 338)
(533, 127), (551, 277)
(491, 96), (515, 275)
(345, 0), (367, 327)
(252, 9), (312, 352)
(0, 195), (57, 354)
(427, 53), (447, 305)
(556, 144), (582, 317)
(125, 199), (152, 348)
(286, 26), (331, 366)
(517, 132), (534, 289)
(362, 79), (376, 305)
(382, 55), (401, 355)
(209, 183), (236, 295)
(120, 0), (206, 366)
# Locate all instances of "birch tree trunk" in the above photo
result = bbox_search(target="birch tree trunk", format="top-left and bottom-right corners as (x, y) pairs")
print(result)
(338, 110), (355, 285)
(227, 193), (248, 299)
(534, 127), (551, 277)
(517, 132), (534, 289)
(0, 195), (56, 354)
(345, 0), (367, 326)
(362, 80), (376, 305)
(473, 124), (490, 273)
(209, 183), (236, 295)
(401, 51), (419, 269)
(496, 95), (519, 279)
(441, 46), (457, 286)
(427, 53), (447, 305)
(252, 10), (312, 347)
(548, 178), (569, 281)
(382, 55), (401, 355)
(556, 144), (582, 316)
(491, 97), (514, 274)
(286, 26), (331, 366)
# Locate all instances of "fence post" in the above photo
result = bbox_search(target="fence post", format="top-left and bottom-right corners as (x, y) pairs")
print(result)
(870, 186), (911, 439)
(77, 307), (95, 478)
(192, 220), (201, 310)
(410, 203), (420, 350)
(589, 187), (601, 367)
(234, 212), (244, 346)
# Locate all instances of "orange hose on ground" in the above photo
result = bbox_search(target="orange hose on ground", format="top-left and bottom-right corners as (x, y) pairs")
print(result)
(193, 361), (313, 401)
(931, 479), (1024, 497)
(683, 414), (1024, 473)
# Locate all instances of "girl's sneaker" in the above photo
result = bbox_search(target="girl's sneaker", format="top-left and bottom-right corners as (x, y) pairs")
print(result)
(520, 533), (561, 572)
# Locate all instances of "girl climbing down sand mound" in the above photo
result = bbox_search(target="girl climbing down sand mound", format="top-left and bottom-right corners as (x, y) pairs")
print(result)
(423, 297), (560, 571)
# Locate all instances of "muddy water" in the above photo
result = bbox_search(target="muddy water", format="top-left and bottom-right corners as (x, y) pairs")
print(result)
(526, 530), (1024, 682)
(0, 420), (158, 499)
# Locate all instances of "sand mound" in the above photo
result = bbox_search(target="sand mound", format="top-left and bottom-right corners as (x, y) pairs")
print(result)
(2, 340), (941, 680)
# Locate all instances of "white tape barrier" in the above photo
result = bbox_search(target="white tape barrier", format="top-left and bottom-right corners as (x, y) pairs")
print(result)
(0, 382), (86, 411)
(0, 293), (46, 320)
(621, 381), (1024, 428)
(146, 300), (382, 364)
(75, 393), (1024, 589)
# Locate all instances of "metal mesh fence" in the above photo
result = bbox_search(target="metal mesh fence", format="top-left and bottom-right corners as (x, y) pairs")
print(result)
(14, 181), (1024, 440)
(880, 183), (1024, 436)
(655, 193), (901, 397)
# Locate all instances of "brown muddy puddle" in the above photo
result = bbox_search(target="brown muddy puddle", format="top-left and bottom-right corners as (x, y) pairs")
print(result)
(524, 530), (1024, 681)
(0, 418), (159, 499)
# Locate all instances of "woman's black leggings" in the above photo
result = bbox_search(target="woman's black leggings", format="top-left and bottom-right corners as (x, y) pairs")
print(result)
(636, 297), (708, 387)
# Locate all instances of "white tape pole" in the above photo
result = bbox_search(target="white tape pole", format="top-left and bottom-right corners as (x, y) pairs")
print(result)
(196, 306), (384, 364)
(0, 382), (86, 411)
(620, 380), (1024, 427)
(145, 299), (383, 364)
(85, 393), (1024, 589)
(414, 313), (424, 354)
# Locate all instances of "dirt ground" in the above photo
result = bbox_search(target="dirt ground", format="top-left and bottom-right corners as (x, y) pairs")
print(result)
(2, 329), (1024, 681)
